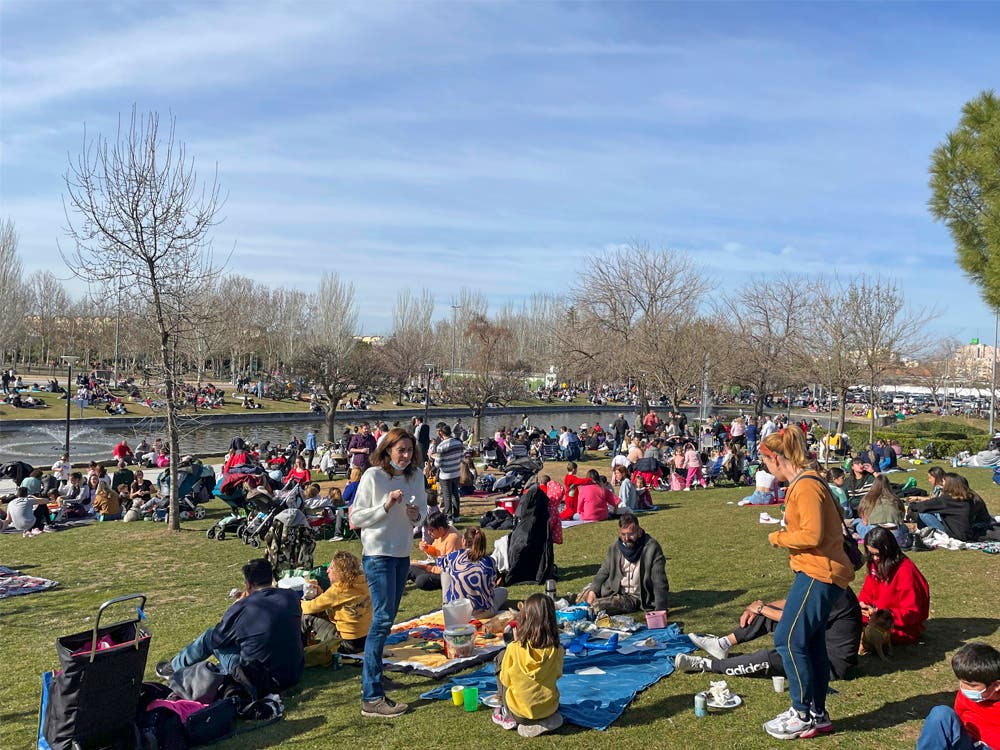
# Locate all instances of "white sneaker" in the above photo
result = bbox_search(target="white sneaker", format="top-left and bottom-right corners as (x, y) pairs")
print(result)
(759, 512), (780, 524)
(683, 487), (691, 492)
(763, 707), (815, 739)
(674, 653), (712, 672)
(688, 633), (731, 660)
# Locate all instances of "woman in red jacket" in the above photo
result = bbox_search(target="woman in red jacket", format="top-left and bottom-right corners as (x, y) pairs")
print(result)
(284, 456), (312, 487)
(858, 526), (930, 644)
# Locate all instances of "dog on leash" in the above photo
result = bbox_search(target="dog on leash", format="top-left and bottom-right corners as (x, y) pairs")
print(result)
(859, 609), (894, 660)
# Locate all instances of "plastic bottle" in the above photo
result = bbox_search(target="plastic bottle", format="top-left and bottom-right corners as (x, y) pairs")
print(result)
(694, 692), (707, 717)
(545, 579), (557, 601)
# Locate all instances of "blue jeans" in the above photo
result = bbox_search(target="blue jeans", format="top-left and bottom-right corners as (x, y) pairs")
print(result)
(916, 705), (978, 750)
(361, 555), (409, 702)
(741, 490), (774, 505)
(918, 512), (948, 534)
(170, 627), (240, 675)
(773, 572), (843, 714)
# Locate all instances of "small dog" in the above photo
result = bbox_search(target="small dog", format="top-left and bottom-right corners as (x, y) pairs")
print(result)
(859, 609), (894, 660)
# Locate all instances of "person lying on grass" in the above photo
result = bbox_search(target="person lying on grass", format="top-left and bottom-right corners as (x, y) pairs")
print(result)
(916, 641), (1000, 750)
(676, 587), (861, 680)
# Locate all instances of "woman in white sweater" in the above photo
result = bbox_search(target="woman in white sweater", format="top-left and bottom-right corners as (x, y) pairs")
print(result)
(349, 427), (426, 718)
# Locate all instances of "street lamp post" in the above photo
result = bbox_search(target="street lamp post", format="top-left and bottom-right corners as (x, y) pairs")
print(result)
(60, 355), (81, 460)
(424, 363), (434, 426)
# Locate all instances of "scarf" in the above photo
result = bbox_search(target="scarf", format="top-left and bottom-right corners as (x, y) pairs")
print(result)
(618, 531), (647, 564)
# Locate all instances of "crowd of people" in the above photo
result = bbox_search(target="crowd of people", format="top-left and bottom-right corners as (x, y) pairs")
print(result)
(3, 396), (999, 743)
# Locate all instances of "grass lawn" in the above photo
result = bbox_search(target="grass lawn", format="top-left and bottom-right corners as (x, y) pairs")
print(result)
(3, 459), (999, 749)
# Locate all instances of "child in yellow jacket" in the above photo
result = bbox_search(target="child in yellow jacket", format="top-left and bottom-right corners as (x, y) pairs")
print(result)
(494, 593), (564, 738)
(301, 551), (372, 653)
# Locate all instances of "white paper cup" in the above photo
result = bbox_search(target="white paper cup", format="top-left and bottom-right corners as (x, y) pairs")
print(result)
(772, 676), (785, 693)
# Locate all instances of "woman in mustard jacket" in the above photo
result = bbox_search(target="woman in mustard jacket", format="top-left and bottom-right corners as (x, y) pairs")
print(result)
(759, 428), (855, 741)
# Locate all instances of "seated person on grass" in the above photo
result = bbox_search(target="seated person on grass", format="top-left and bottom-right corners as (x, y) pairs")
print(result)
(916, 641), (1000, 750)
(578, 512), (669, 615)
(440, 527), (508, 618)
(156, 559), (303, 694)
(676, 587), (861, 680)
(329, 479), (359, 541)
(1, 487), (53, 536)
(301, 551), (372, 655)
(739, 465), (777, 505)
(858, 527), (930, 645)
(908, 473), (979, 542)
(407, 511), (462, 590)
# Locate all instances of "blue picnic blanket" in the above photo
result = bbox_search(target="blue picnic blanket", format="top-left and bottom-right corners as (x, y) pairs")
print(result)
(420, 622), (695, 730)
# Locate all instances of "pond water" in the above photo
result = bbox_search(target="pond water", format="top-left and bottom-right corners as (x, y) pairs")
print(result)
(0, 408), (649, 465)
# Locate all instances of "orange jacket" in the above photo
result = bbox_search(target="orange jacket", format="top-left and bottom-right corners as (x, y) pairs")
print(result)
(768, 471), (854, 589)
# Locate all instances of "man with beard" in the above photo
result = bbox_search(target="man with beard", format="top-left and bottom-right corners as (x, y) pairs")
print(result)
(578, 512), (669, 615)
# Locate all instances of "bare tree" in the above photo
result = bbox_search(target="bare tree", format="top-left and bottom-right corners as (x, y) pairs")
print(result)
(380, 289), (436, 405)
(289, 272), (384, 440)
(442, 315), (527, 440)
(804, 277), (866, 432)
(565, 242), (707, 413)
(840, 276), (935, 441)
(61, 108), (225, 531)
(719, 275), (809, 418)
(0, 219), (28, 368)
(915, 338), (961, 407)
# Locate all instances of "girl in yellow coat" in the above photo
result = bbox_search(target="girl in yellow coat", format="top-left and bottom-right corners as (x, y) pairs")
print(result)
(494, 594), (564, 738)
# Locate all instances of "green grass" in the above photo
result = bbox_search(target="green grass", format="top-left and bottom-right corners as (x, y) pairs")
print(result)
(3, 461), (999, 749)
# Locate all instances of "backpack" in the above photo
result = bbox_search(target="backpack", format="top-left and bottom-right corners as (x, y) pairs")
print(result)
(475, 474), (495, 493)
(264, 519), (316, 576)
(479, 508), (514, 530)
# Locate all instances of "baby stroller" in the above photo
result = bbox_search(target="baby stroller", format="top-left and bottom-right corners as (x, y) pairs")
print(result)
(491, 456), (543, 495)
(39, 594), (151, 750)
(156, 459), (215, 521)
(479, 438), (507, 470)
(206, 475), (252, 540)
(241, 485), (303, 549)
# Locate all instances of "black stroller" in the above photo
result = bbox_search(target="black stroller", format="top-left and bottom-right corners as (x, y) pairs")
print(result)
(491, 456), (543, 495)
(39, 594), (150, 750)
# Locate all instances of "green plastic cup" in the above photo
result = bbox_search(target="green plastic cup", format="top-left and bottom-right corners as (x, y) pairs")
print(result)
(463, 685), (479, 712)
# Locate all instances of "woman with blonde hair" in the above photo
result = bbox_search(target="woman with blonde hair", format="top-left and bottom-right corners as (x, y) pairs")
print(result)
(301, 551), (372, 654)
(758, 428), (854, 740)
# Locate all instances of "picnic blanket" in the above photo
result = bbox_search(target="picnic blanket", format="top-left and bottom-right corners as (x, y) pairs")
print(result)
(340, 609), (508, 678)
(421, 623), (696, 730)
(0, 566), (58, 599)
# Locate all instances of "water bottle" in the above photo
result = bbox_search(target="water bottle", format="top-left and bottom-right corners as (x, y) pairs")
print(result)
(694, 692), (707, 717)
(545, 579), (557, 601)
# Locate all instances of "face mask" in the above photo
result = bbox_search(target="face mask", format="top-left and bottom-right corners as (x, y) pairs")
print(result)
(390, 460), (408, 471)
(960, 688), (987, 702)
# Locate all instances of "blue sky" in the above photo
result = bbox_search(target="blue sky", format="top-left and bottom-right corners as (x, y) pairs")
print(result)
(1, 1), (998, 338)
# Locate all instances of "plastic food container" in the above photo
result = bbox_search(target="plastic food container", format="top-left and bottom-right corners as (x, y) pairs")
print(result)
(443, 625), (477, 659)
(645, 610), (668, 629)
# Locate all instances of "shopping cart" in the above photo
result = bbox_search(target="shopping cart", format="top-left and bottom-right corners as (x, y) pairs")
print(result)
(38, 593), (150, 750)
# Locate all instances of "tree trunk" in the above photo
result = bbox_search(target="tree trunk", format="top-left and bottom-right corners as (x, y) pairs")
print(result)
(869, 373), (877, 444)
(325, 404), (338, 442)
(837, 387), (848, 434)
(473, 405), (483, 444)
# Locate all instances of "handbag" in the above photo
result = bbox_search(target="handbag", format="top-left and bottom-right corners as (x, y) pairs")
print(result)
(793, 474), (865, 571)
